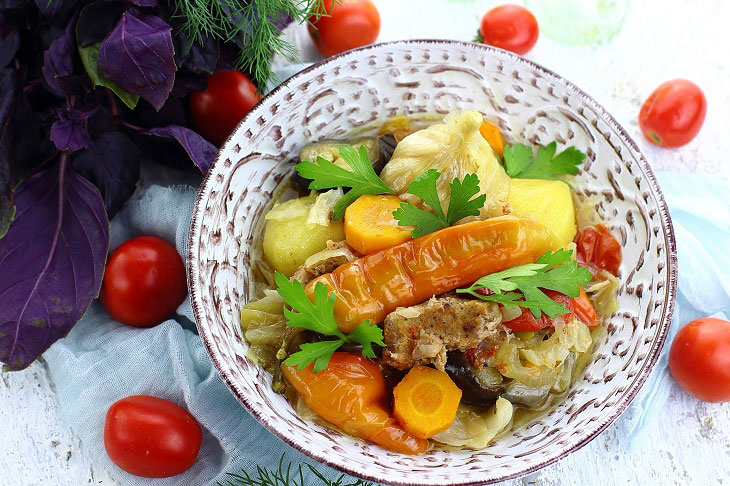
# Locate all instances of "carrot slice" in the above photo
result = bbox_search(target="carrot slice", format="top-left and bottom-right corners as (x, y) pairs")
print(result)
(574, 287), (600, 328)
(479, 121), (505, 158)
(344, 194), (412, 254)
(282, 353), (429, 455)
(393, 366), (462, 439)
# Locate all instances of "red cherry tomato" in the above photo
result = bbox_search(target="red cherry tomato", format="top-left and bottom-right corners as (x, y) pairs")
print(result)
(575, 225), (622, 276)
(104, 396), (202, 478)
(479, 5), (539, 55)
(308, 0), (380, 57)
(639, 79), (706, 148)
(669, 318), (730, 403)
(477, 289), (575, 332)
(190, 71), (260, 146)
(100, 236), (187, 327)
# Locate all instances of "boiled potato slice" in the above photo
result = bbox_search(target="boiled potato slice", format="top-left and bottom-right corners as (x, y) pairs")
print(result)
(508, 179), (576, 248)
(263, 196), (345, 277)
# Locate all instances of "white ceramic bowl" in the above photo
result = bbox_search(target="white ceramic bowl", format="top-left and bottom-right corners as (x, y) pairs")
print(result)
(188, 40), (677, 485)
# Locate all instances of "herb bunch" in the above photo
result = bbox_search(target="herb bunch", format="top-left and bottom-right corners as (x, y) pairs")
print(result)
(220, 455), (376, 486)
(0, 0), (324, 371)
(173, 0), (333, 89)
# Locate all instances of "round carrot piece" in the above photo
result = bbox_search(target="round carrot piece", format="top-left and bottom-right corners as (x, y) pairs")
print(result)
(344, 194), (412, 254)
(479, 121), (505, 158)
(393, 366), (462, 439)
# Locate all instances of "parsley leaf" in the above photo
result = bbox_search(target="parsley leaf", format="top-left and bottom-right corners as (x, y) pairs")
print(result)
(446, 173), (488, 222)
(503, 142), (586, 181)
(274, 272), (385, 373)
(457, 249), (592, 318)
(284, 340), (345, 374)
(465, 264), (547, 294)
(295, 145), (394, 220)
(347, 320), (384, 359)
(392, 170), (486, 238)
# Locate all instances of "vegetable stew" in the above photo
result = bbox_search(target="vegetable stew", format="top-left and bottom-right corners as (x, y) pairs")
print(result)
(240, 109), (621, 454)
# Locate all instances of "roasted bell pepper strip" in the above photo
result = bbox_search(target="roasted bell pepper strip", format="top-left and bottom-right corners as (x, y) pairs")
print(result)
(307, 216), (558, 333)
(281, 352), (429, 455)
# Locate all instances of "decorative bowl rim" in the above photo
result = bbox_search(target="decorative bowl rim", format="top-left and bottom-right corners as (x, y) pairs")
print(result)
(187, 39), (678, 485)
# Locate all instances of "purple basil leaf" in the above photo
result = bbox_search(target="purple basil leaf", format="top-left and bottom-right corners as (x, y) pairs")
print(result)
(0, 0), (26, 10)
(0, 17), (19, 68)
(133, 94), (186, 127)
(169, 72), (207, 98)
(78, 42), (140, 110)
(128, 0), (156, 6)
(173, 29), (218, 75)
(73, 131), (140, 218)
(86, 105), (114, 139)
(42, 18), (75, 96)
(9, 95), (50, 187)
(53, 73), (89, 96)
(76, 2), (125, 48)
(35, 0), (76, 18)
(271, 11), (292, 31)
(145, 125), (216, 173)
(98, 9), (176, 111)
(50, 108), (94, 152)
(0, 67), (17, 238)
(0, 69), (47, 191)
(0, 158), (109, 370)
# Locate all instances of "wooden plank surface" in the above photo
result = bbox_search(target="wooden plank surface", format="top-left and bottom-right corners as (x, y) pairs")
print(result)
(2, 0), (729, 484)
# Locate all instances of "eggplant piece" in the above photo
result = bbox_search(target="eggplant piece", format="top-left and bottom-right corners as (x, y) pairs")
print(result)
(288, 159), (314, 193)
(376, 133), (397, 173)
(445, 351), (504, 406)
(380, 364), (408, 395)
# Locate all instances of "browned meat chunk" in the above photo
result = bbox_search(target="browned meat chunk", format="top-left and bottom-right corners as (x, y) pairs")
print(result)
(291, 240), (358, 285)
(382, 296), (502, 371)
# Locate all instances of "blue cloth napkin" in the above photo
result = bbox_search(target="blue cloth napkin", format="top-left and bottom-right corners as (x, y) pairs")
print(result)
(44, 181), (349, 486)
(613, 172), (730, 448)
(43, 171), (730, 485)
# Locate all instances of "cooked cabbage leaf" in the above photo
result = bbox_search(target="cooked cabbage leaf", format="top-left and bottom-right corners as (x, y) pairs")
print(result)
(519, 318), (592, 368)
(433, 398), (513, 448)
(380, 110), (510, 219)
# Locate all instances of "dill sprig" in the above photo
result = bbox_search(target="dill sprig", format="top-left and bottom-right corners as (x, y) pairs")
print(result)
(172, 0), (335, 90)
(219, 455), (376, 486)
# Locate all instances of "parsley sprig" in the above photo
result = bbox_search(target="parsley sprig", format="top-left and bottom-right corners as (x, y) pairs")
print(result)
(275, 272), (384, 373)
(295, 145), (394, 220)
(457, 249), (592, 318)
(503, 142), (586, 181)
(392, 169), (486, 238)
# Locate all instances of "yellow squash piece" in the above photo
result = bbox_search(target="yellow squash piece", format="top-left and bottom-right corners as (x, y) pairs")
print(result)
(263, 195), (345, 276)
(508, 178), (577, 248)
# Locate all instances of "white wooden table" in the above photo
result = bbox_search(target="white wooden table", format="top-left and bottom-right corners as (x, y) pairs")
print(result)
(2, 0), (729, 484)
